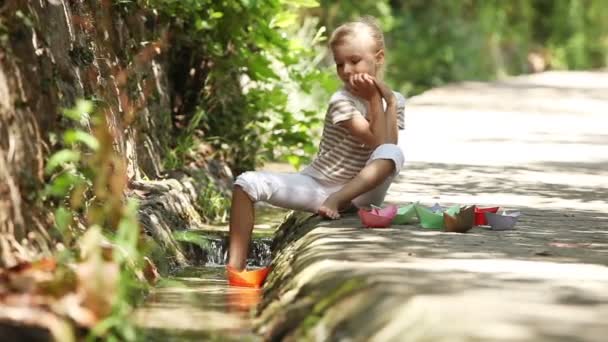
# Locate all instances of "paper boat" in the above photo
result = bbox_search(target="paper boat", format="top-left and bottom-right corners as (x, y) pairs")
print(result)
(429, 203), (444, 213)
(370, 204), (398, 218)
(415, 204), (445, 229)
(444, 205), (475, 233)
(415, 204), (462, 229)
(474, 206), (500, 225)
(359, 205), (397, 228)
(485, 211), (521, 230)
(444, 205), (461, 216)
(227, 265), (271, 288)
(393, 203), (418, 225)
(426, 203), (461, 215)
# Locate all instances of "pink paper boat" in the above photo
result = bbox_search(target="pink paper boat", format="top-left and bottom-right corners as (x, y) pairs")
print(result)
(371, 204), (398, 218)
(485, 211), (521, 230)
(359, 205), (397, 228)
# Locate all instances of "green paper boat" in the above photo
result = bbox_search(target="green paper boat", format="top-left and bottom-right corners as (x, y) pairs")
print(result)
(415, 204), (444, 229)
(415, 204), (461, 229)
(445, 205), (461, 216)
(393, 203), (419, 225)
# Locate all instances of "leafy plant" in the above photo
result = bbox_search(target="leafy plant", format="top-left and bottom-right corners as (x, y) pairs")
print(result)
(197, 174), (231, 224)
(151, 0), (330, 173)
(43, 100), (149, 341)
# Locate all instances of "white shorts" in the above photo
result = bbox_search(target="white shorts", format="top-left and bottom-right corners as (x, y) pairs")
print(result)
(234, 142), (405, 213)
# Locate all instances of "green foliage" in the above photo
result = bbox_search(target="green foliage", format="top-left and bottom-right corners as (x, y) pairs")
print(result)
(319, 0), (608, 95)
(163, 107), (208, 170)
(153, 0), (608, 176)
(197, 175), (230, 224)
(43, 100), (148, 341)
(45, 150), (82, 175)
(172, 230), (211, 250)
(150, 0), (329, 172)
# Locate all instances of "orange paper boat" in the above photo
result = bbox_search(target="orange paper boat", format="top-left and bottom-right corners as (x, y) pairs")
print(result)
(444, 205), (475, 233)
(359, 204), (397, 228)
(226, 265), (271, 288)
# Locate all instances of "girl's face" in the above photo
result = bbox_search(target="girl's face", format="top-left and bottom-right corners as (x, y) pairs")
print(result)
(332, 32), (384, 89)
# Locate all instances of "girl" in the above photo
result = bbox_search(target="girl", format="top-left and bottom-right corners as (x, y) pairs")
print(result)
(226, 17), (406, 287)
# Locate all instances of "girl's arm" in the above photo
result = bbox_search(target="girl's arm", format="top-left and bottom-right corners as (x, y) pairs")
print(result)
(339, 101), (386, 148)
(339, 74), (387, 148)
(374, 80), (398, 144)
(366, 91), (388, 145)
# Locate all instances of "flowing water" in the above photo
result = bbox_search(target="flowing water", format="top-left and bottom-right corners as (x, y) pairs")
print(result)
(201, 234), (273, 268)
(134, 266), (263, 341)
(133, 205), (287, 341)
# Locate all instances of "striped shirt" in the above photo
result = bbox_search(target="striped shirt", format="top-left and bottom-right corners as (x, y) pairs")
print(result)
(302, 89), (406, 184)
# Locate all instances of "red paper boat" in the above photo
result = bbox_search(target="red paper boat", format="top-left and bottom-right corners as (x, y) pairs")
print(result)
(359, 204), (397, 228)
(226, 265), (271, 288)
(474, 206), (500, 225)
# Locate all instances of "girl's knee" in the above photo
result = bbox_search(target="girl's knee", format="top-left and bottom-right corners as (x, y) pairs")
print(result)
(370, 144), (405, 175)
(234, 171), (269, 202)
(373, 143), (401, 155)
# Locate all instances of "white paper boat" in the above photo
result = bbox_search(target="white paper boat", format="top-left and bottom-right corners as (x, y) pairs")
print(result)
(485, 211), (521, 230)
(429, 203), (444, 213)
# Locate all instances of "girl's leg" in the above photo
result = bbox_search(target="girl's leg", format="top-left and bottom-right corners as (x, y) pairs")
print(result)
(227, 171), (328, 270)
(351, 172), (394, 208)
(318, 160), (394, 219)
(228, 185), (255, 270)
(319, 144), (405, 219)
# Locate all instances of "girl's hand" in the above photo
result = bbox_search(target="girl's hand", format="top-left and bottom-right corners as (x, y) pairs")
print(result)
(349, 73), (380, 101)
(373, 78), (396, 105)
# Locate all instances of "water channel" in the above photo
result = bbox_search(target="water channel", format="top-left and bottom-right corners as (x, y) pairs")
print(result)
(133, 206), (289, 341)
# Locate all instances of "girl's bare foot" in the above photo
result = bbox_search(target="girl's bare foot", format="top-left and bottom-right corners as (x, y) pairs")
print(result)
(318, 194), (348, 219)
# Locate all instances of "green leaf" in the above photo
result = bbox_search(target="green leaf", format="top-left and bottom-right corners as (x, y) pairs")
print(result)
(63, 130), (100, 151)
(271, 12), (297, 28)
(45, 171), (85, 197)
(195, 19), (211, 30)
(281, 0), (319, 8)
(62, 99), (93, 122)
(172, 231), (211, 249)
(210, 11), (224, 19)
(115, 199), (140, 263)
(286, 155), (302, 170)
(248, 54), (279, 80)
(45, 150), (81, 174)
(54, 207), (72, 237)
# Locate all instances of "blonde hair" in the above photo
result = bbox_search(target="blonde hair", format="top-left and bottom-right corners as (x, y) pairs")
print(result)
(329, 16), (385, 53)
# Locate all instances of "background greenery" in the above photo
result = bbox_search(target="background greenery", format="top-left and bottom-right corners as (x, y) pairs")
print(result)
(154, 0), (608, 174)
(316, 0), (608, 95)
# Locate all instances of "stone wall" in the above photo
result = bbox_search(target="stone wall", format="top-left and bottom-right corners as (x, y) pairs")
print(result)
(0, 0), (224, 268)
